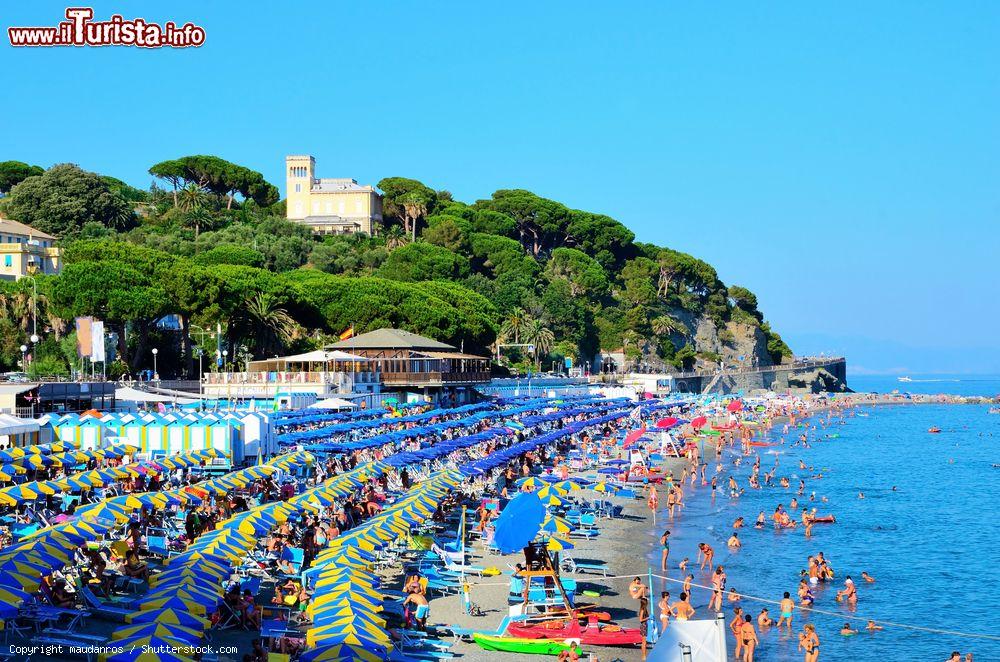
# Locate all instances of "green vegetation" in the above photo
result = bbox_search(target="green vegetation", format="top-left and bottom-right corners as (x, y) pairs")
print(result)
(0, 157), (792, 376)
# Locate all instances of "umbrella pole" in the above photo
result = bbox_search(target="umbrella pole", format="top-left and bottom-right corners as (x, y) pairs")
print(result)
(544, 547), (574, 615)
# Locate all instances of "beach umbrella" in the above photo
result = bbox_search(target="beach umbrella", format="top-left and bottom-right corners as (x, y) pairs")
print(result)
(133, 596), (209, 616)
(124, 608), (211, 630)
(0, 584), (34, 605)
(552, 480), (581, 493)
(1, 483), (39, 503)
(727, 399), (743, 413)
(147, 568), (226, 588)
(0, 570), (41, 592)
(111, 622), (203, 644)
(306, 621), (389, 647)
(0, 464), (25, 480)
(298, 644), (385, 662)
(492, 491), (545, 555)
(541, 514), (573, 535)
(304, 631), (389, 655)
(515, 476), (547, 490)
(655, 417), (679, 429)
(0, 447), (25, 461)
(75, 502), (130, 524)
(142, 585), (221, 608)
(24, 454), (56, 469)
(547, 536), (574, 551)
(690, 416), (708, 429)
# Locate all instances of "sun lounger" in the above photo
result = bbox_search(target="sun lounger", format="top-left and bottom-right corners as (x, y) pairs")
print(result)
(439, 614), (529, 642)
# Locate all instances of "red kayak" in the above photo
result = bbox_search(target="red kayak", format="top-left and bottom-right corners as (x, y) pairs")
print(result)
(507, 619), (642, 646)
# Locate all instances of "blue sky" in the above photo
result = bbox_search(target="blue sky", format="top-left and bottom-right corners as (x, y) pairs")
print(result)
(3, 2), (999, 375)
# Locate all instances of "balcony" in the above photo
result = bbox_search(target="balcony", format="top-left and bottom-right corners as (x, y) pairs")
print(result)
(381, 370), (491, 387)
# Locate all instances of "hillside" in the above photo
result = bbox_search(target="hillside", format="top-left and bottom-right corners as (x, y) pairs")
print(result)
(0, 158), (791, 379)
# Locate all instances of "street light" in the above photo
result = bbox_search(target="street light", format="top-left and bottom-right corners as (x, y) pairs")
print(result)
(152, 348), (159, 380)
(20, 344), (27, 369)
(222, 349), (228, 371)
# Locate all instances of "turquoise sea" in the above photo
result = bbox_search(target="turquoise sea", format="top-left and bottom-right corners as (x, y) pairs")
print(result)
(646, 390), (999, 660)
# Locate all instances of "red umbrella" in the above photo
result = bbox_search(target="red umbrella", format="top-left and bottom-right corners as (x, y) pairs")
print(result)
(727, 399), (743, 413)
(690, 416), (707, 429)
(624, 426), (647, 447)
(655, 417), (679, 429)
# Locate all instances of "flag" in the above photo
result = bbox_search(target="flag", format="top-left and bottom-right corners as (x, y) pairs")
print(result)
(91, 320), (106, 362)
(75, 317), (94, 358)
(339, 325), (355, 341)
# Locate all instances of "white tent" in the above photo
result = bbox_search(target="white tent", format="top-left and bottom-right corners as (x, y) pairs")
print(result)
(115, 386), (199, 405)
(308, 397), (359, 410)
(0, 413), (39, 436)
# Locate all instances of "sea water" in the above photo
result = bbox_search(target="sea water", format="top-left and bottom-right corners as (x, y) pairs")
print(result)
(646, 401), (999, 661)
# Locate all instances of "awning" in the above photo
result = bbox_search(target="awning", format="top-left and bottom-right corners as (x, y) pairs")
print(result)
(308, 397), (359, 410)
(0, 413), (40, 436)
(115, 386), (198, 405)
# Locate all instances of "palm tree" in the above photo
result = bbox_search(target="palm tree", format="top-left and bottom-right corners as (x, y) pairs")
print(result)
(178, 183), (208, 212)
(230, 292), (297, 357)
(499, 308), (527, 344)
(399, 192), (429, 242)
(652, 315), (683, 337)
(523, 318), (555, 369)
(383, 225), (409, 251)
(183, 208), (214, 241)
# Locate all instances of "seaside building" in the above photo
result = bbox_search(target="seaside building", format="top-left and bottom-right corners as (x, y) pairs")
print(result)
(0, 219), (62, 281)
(327, 328), (491, 404)
(202, 328), (491, 406)
(285, 155), (383, 236)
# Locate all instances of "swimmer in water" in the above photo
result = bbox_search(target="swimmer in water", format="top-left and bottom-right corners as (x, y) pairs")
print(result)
(727, 587), (741, 603)
(682, 574), (694, 595)
(861, 571), (875, 583)
(777, 591), (794, 630)
(754, 511), (765, 528)
(858, 491), (865, 499)
(798, 624), (820, 662)
(840, 622), (858, 635)
(866, 619), (883, 631)
(757, 608), (773, 627)
(733, 516), (744, 529)
(697, 543), (715, 571)
(728, 532), (741, 548)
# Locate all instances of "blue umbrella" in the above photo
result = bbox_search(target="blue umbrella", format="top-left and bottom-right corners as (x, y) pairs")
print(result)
(492, 492), (545, 554)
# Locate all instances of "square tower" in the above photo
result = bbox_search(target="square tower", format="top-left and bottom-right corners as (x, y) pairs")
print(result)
(285, 155), (315, 220)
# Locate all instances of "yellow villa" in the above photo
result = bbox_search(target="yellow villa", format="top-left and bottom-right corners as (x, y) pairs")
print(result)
(0, 218), (61, 281)
(285, 155), (383, 235)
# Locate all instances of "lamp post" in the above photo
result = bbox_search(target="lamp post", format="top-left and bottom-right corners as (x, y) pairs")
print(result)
(222, 350), (228, 371)
(151, 348), (159, 381)
(20, 344), (27, 370)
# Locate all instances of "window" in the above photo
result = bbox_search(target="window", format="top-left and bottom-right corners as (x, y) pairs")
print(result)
(325, 202), (333, 214)
(312, 202), (320, 214)
(4, 255), (11, 267)
(294, 202), (303, 215)
(294, 184), (301, 193)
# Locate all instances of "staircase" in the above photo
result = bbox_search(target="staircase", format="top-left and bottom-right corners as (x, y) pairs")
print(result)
(702, 371), (726, 395)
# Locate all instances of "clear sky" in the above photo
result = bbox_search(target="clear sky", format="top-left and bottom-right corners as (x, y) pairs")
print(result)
(3, 2), (998, 375)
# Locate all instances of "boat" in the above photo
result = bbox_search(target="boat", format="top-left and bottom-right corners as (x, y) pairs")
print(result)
(473, 633), (582, 655)
(988, 407), (1000, 415)
(928, 427), (941, 433)
(507, 619), (643, 646)
(898, 376), (913, 382)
